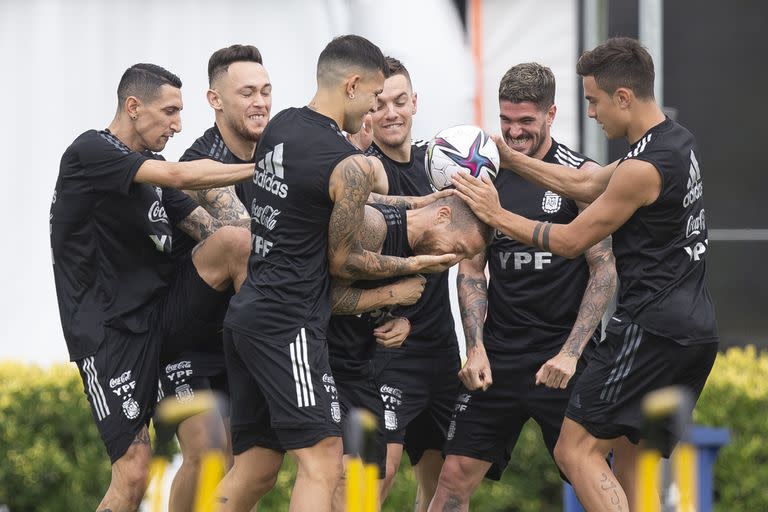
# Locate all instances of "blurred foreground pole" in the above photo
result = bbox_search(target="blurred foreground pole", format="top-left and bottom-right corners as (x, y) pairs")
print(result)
(345, 408), (379, 512)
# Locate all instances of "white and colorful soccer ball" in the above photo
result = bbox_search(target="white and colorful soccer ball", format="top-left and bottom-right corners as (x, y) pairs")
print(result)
(424, 125), (500, 190)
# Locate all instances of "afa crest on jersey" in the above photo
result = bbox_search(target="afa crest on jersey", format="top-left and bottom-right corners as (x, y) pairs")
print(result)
(542, 191), (562, 213)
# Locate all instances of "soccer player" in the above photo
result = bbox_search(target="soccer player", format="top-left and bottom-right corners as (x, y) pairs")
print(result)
(50, 63), (254, 512)
(328, 195), (493, 511)
(157, 44), (270, 512)
(428, 62), (616, 512)
(363, 57), (468, 511)
(216, 35), (457, 512)
(453, 38), (718, 511)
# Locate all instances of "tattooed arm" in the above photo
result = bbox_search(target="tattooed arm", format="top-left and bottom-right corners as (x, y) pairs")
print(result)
(177, 206), (249, 242)
(184, 185), (250, 223)
(331, 275), (426, 315)
(535, 232), (617, 389)
(328, 154), (457, 281)
(456, 252), (493, 391)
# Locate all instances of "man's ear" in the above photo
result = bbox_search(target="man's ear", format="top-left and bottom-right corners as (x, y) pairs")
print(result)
(345, 74), (361, 99)
(207, 89), (223, 111)
(435, 205), (451, 224)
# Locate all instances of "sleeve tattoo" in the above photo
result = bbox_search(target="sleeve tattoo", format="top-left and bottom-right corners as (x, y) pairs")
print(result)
(329, 158), (415, 279)
(457, 268), (488, 350)
(368, 192), (413, 209)
(189, 185), (250, 222)
(561, 236), (617, 356)
(177, 206), (223, 242)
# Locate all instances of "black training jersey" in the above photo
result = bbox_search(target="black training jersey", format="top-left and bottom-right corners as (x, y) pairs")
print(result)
(51, 130), (198, 360)
(612, 117), (717, 345)
(225, 107), (360, 341)
(171, 125), (252, 260)
(484, 140), (598, 355)
(367, 141), (458, 353)
(328, 204), (410, 374)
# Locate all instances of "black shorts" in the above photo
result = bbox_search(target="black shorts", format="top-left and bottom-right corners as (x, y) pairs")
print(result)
(566, 320), (718, 457)
(444, 346), (590, 481)
(224, 327), (342, 455)
(374, 348), (461, 465)
(156, 355), (229, 431)
(77, 256), (226, 463)
(334, 367), (387, 478)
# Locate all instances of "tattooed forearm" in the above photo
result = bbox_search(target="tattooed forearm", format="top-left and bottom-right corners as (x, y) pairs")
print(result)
(330, 284), (363, 314)
(190, 185), (250, 222)
(329, 156), (420, 279)
(368, 192), (413, 209)
(457, 262), (488, 351)
(178, 206), (222, 242)
(561, 236), (616, 356)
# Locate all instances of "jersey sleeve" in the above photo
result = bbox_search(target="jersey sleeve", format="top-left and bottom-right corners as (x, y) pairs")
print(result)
(74, 132), (148, 195)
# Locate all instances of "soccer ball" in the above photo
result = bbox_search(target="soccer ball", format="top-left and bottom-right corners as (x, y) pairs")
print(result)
(425, 125), (500, 190)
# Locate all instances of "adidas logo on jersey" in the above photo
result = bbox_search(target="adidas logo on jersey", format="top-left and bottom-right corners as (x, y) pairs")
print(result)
(254, 143), (288, 198)
(683, 149), (703, 207)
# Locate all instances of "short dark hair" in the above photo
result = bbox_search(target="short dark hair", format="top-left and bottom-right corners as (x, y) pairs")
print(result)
(385, 56), (412, 87)
(208, 44), (264, 86)
(435, 195), (493, 244)
(317, 34), (389, 86)
(577, 37), (655, 99)
(117, 63), (181, 105)
(498, 62), (555, 111)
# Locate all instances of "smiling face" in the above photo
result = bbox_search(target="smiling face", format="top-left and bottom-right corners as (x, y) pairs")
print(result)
(371, 73), (416, 151)
(498, 100), (554, 160)
(412, 204), (488, 260)
(212, 61), (272, 142)
(133, 84), (182, 152)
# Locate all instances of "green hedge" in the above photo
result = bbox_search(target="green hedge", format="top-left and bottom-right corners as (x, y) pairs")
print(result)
(693, 346), (768, 511)
(1, 346), (765, 511)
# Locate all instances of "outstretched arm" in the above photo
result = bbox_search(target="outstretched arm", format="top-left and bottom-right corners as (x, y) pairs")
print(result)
(328, 154), (457, 281)
(493, 135), (618, 203)
(451, 158), (661, 259)
(135, 159), (253, 190)
(456, 252), (493, 391)
(535, 235), (617, 389)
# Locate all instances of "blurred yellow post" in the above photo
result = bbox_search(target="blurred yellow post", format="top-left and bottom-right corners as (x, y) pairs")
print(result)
(346, 458), (364, 512)
(148, 457), (169, 512)
(345, 408), (379, 512)
(636, 449), (661, 512)
(639, 386), (698, 512)
(675, 442), (697, 512)
(194, 451), (227, 512)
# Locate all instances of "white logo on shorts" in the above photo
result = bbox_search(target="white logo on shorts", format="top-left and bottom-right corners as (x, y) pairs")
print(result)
(122, 398), (140, 420)
(175, 384), (194, 403)
(447, 420), (456, 441)
(331, 401), (341, 423)
(384, 410), (398, 431)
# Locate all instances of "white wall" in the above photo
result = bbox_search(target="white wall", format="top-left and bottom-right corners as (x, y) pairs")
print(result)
(0, 0), (579, 364)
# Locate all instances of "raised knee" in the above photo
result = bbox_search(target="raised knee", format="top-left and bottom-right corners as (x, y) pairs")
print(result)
(436, 459), (473, 498)
(220, 225), (251, 260)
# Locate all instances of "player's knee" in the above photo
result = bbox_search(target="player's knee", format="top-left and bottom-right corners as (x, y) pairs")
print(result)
(436, 458), (473, 498)
(114, 449), (152, 507)
(296, 437), (344, 482)
(215, 225), (251, 262)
